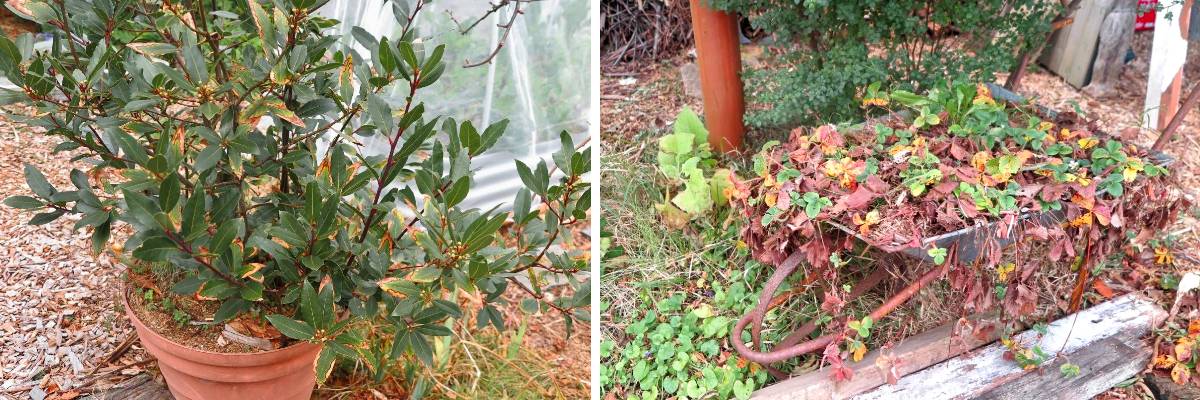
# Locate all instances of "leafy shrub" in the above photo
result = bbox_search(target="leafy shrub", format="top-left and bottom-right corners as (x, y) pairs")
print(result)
(0, 0), (589, 389)
(708, 0), (1059, 127)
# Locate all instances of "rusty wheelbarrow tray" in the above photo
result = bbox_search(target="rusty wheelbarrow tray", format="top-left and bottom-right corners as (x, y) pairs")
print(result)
(732, 83), (1174, 375)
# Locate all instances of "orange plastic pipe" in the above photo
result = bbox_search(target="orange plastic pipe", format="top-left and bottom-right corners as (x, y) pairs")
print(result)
(688, 0), (745, 153)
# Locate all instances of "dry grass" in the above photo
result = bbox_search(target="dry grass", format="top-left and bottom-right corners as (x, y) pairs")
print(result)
(316, 287), (590, 400)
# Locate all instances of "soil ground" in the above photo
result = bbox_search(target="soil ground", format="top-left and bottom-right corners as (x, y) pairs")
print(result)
(601, 29), (1200, 399)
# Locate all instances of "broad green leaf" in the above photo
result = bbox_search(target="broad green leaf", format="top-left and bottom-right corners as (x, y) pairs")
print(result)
(443, 177), (469, 208)
(131, 236), (178, 261)
(409, 266), (440, 283)
(674, 106), (708, 151)
(710, 169), (736, 206)
(671, 158), (712, 215)
(315, 346), (337, 385)
(265, 314), (314, 340)
(23, 164), (53, 198)
(4, 195), (43, 209)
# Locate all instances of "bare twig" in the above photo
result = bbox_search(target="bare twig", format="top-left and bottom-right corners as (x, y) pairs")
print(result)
(462, 0), (528, 68)
(448, 0), (537, 35)
(87, 333), (138, 375)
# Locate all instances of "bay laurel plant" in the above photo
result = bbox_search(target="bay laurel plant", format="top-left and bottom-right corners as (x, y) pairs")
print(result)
(0, 0), (590, 383)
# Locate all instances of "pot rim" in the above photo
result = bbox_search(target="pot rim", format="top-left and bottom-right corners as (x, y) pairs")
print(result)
(122, 285), (317, 358)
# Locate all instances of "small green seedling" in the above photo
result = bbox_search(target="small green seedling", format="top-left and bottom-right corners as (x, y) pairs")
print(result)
(927, 247), (948, 265)
(848, 316), (874, 338)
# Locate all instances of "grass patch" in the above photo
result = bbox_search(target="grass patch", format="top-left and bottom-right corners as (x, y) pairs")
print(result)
(599, 128), (968, 399)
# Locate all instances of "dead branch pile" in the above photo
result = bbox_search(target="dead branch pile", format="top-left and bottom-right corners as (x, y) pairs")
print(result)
(601, 0), (693, 69)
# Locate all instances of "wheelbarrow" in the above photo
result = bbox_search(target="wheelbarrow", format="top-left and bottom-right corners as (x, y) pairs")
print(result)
(730, 83), (1175, 377)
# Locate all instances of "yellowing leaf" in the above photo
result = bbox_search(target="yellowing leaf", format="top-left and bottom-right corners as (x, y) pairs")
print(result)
(1078, 137), (1099, 150)
(1172, 362), (1191, 385)
(378, 277), (408, 299)
(862, 97), (889, 107)
(1153, 354), (1177, 369)
(973, 83), (995, 106)
(655, 202), (690, 229)
(1069, 212), (1093, 227)
(853, 210), (881, 235)
(1036, 121), (1054, 132)
(996, 263), (1016, 281)
(853, 344), (867, 362)
(1123, 158), (1144, 183)
(1176, 337), (1195, 362)
(764, 193), (778, 207)
(971, 151), (991, 172)
(240, 262), (265, 279)
(824, 158), (848, 178)
(1155, 247), (1175, 265)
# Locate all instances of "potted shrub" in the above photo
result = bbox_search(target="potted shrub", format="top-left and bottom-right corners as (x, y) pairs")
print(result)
(0, 0), (590, 398)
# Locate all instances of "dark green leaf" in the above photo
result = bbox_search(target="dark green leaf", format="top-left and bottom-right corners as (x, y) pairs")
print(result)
(23, 164), (53, 198)
(4, 195), (43, 209)
(159, 175), (181, 212)
(443, 178), (469, 208)
(266, 314), (315, 340)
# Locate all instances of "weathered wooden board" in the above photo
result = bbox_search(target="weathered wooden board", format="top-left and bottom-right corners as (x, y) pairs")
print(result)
(977, 337), (1149, 400)
(752, 314), (1005, 400)
(857, 294), (1165, 399)
(1041, 0), (1118, 88)
(1083, 0), (1136, 96)
(81, 374), (171, 400)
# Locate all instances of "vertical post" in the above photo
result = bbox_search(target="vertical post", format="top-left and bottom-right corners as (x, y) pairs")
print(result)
(688, 0), (745, 153)
(1157, 0), (1193, 129)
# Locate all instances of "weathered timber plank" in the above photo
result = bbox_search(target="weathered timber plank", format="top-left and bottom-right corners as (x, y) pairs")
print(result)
(977, 337), (1149, 400)
(752, 314), (1005, 400)
(1040, 0), (1117, 88)
(81, 374), (171, 400)
(857, 294), (1165, 399)
(1083, 0), (1136, 96)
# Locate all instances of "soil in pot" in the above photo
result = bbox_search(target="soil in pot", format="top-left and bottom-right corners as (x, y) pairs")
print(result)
(126, 272), (292, 353)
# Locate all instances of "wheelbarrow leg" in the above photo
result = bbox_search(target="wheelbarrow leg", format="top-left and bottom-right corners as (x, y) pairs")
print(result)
(732, 250), (953, 369)
(753, 267), (891, 379)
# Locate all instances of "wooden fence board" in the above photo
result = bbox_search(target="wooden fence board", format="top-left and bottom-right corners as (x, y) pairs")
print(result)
(1041, 0), (1118, 88)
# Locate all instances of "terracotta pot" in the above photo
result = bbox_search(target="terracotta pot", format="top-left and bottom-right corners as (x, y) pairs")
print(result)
(122, 291), (321, 400)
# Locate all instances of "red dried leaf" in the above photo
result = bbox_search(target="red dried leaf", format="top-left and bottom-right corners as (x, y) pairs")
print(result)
(1092, 278), (1114, 299)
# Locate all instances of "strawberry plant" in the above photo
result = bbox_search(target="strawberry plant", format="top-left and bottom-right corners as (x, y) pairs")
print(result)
(730, 82), (1184, 378)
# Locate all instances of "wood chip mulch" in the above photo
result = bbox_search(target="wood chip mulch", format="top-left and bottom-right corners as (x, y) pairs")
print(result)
(0, 105), (148, 400)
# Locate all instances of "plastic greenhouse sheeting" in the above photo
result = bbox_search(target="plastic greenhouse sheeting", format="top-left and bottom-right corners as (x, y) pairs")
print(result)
(318, 0), (591, 211)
